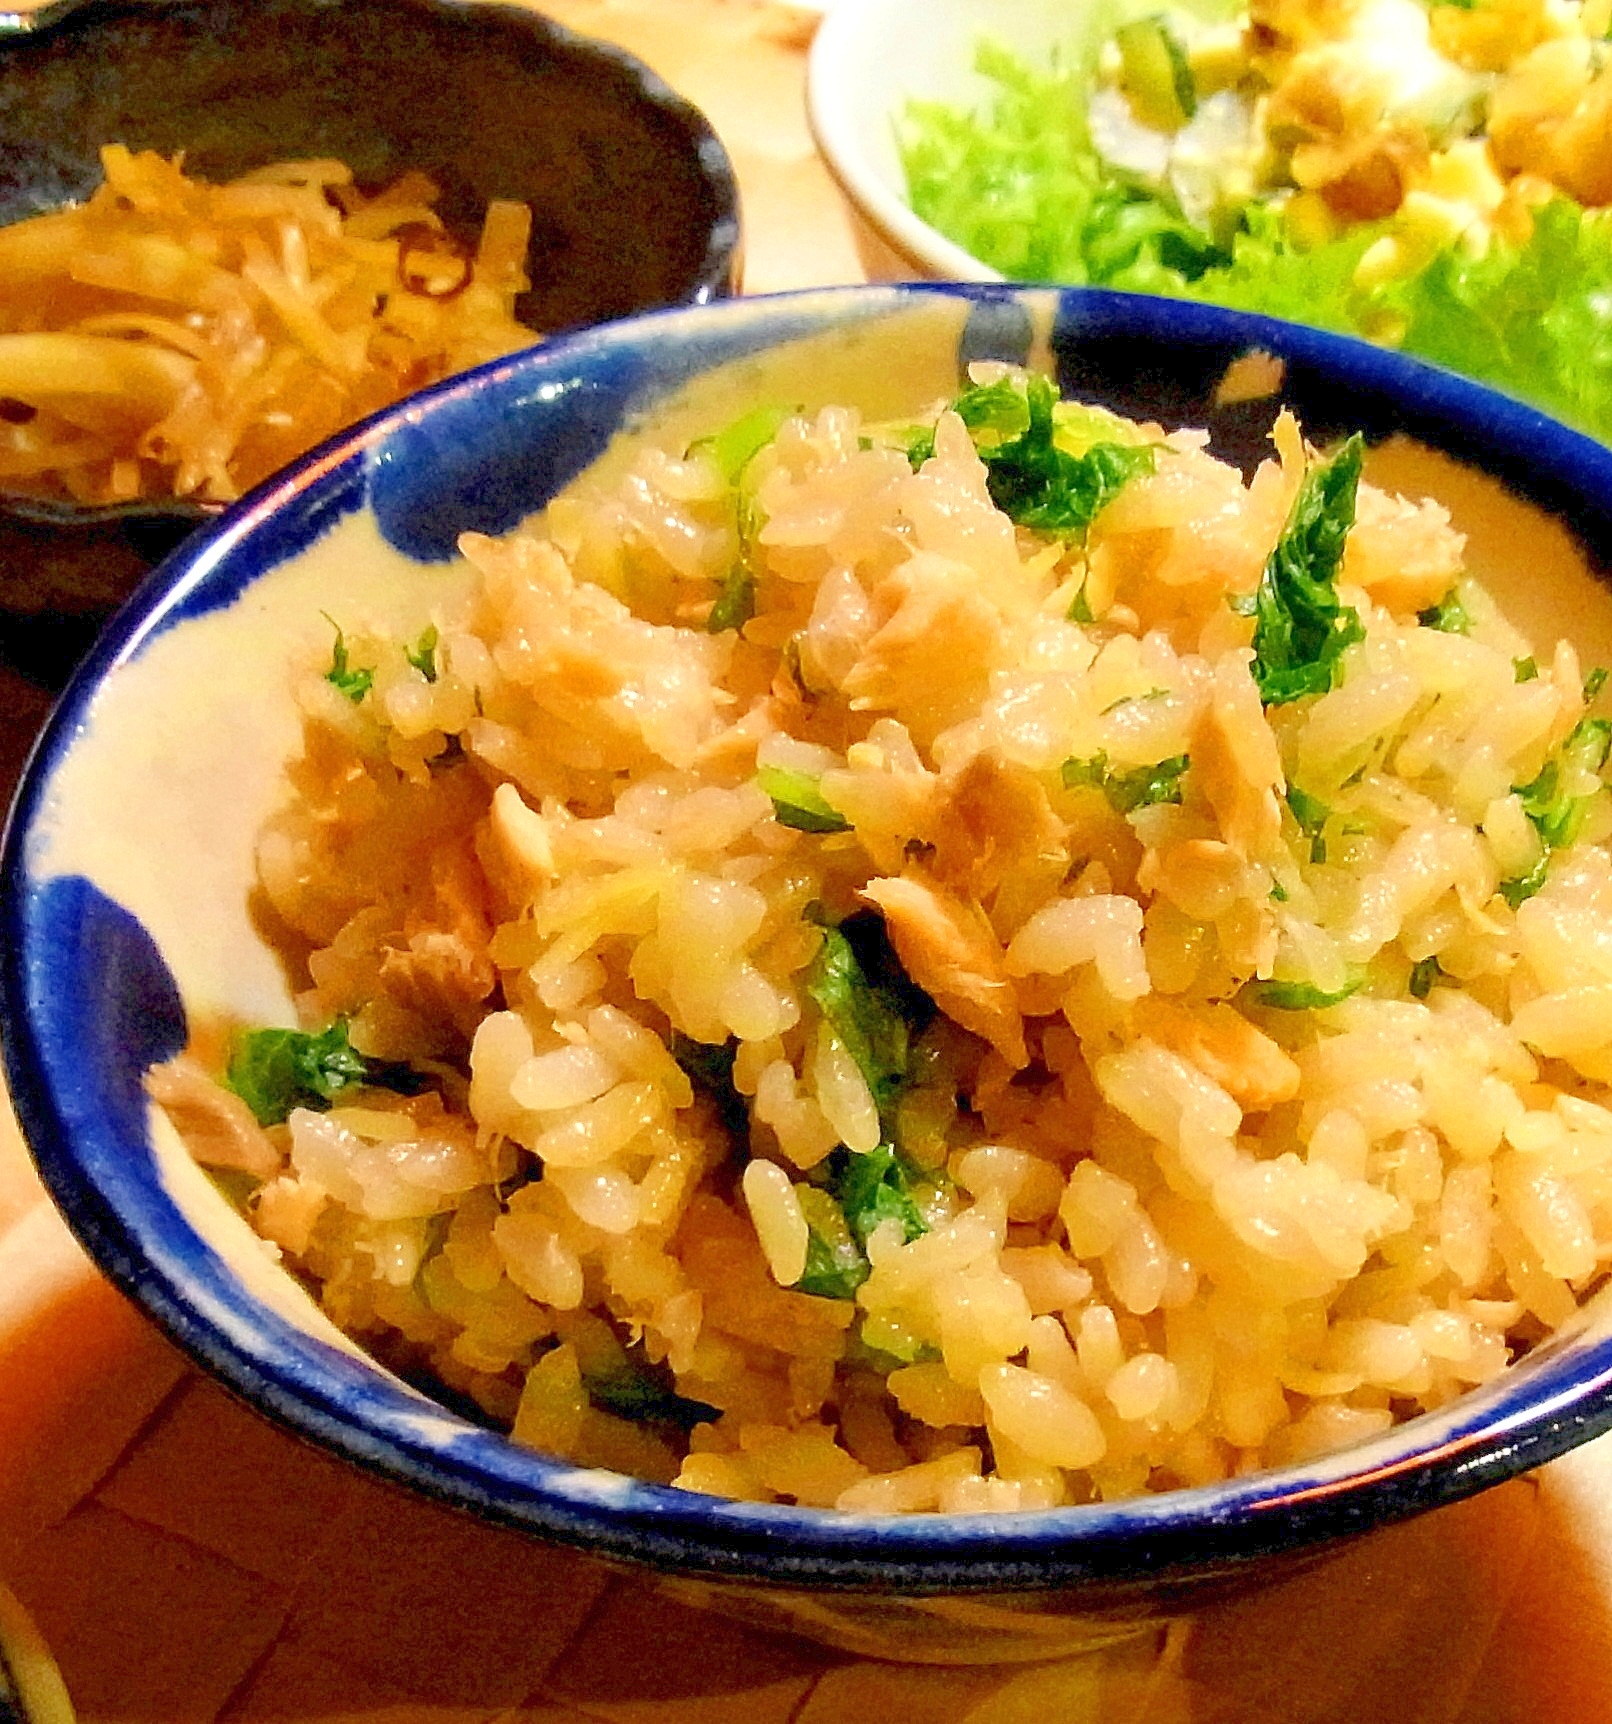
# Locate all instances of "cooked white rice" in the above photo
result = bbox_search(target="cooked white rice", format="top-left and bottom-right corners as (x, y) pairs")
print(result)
(154, 365), (1612, 1514)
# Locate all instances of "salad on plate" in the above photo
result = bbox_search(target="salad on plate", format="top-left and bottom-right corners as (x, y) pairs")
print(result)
(901, 0), (1612, 441)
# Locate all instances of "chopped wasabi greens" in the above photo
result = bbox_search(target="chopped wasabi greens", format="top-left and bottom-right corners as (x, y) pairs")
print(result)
(1063, 750), (1189, 813)
(796, 1145), (931, 1301)
(1409, 956), (1444, 999)
(1250, 436), (1366, 706)
(1248, 975), (1363, 1010)
(706, 567), (756, 634)
(323, 616), (373, 704)
(907, 375), (1155, 538)
(582, 1349), (716, 1431)
(670, 1033), (749, 1143)
(1514, 657), (1540, 683)
(756, 765), (852, 834)
(226, 1021), (421, 1127)
(1285, 784), (1334, 864)
(1587, 667), (1609, 703)
(805, 920), (919, 1122)
(406, 624), (439, 682)
(1502, 713), (1612, 905)
(1069, 582), (1096, 624)
(689, 402), (797, 483)
(1418, 591), (1471, 634)
(696, 403), (798, 634)
(797, 1183), (870, 1299)
(837, 1142), (929, 1247)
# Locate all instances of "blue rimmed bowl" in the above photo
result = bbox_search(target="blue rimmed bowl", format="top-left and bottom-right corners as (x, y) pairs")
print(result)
(7, 284), (1612, 1665)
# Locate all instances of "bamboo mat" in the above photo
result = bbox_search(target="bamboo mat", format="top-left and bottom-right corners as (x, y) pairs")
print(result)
(4, 5), (1612, 1718)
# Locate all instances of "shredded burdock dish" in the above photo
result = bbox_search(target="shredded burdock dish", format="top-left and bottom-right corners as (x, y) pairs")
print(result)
(0, 144), (536, 507)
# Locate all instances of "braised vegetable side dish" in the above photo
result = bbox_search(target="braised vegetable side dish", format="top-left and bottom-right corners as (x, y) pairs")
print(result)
(153, 370), (1612, 1512)
(0, 146), (535, 507)
(902, 0), (1612, 442)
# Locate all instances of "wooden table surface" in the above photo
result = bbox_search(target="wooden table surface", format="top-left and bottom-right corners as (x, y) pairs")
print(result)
(4, 4), (1612, 1719)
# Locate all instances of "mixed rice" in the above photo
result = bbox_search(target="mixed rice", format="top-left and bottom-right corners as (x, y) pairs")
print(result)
(154, 367), (1612, 1513)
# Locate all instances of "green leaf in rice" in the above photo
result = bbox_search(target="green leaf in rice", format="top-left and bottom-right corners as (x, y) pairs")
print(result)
(1408, 955), (1444, 999)
(756, 765), (852, 834)
(1063, 750), (1189, 814)
(670, 1033), (750, 1144)
(1587, 666), (1609, 704)
(687, 401), (797, 483)
(406, 623), (439, 682)
(805, 917), (927, 1119)
(1514, 656), (1540, 683)
(1250, 436), (1366, 705)
(694, 402), (798, 634)
(225, 1020), (421, 1127)
(796, 1183), (869, 1299)
(1247, 975), (1362, 1010)
(706, 567), (756, 634)
(322, 615), (373, 704)
(837, 1142), (929, 1247)
(581, 1349), (717, 1432)
(1284, 784), (1334, 864)
(1417, 590), (1471, 634)
(1502, 713), (1612, 903)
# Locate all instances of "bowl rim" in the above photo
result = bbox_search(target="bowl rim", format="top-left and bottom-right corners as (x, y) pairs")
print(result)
(9, 281), (1612, 1593)
(806, 0), (1005, 283)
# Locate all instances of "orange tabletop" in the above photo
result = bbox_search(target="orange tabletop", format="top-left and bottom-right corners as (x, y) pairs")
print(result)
(5, 4), (1612, 1720)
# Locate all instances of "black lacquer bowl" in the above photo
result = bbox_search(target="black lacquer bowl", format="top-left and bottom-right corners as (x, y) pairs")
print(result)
(0, 0), (741, 688)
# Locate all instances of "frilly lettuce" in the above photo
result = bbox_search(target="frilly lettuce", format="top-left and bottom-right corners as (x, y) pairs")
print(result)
(900, 42), (1612, 445)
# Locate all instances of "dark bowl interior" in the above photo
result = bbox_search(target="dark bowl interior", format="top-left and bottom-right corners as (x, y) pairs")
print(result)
(0, 0), (741, 689)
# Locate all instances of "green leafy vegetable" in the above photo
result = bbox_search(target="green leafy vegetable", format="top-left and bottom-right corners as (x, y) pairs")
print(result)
(671, 1033), (749, 1144)
(689, 402), (797, 483)
(1501, 713), (1612, 904)
(1269, 877), (1290, 903)
(693, 403), (798, 634)
(1285, 784), (1334, 863)
(1063, 750), (1189, 813)
(795, 1147), (931, 1301)
(900, 42), (1612, 449)
(805, 915), (930, 1123)
(1069, 582), (1096, 624)
(1515, 656), (1540, 683)
(406, 624), (439, 682)
(323, 617), (373, 704)
(225, 1021), (420, 1127)
(1587, 667), (1609, 703)
(707, 567), (756, 634)
(1417, 591), (1471, 634)
(1248, 975), (1363, 1010)
(796, 1184), (870, 1299)
(756, 765), (851, 834)
(1409, 956), (1444, 999)
(1251, 436), (1365, 705)
(837, 1142), (928, 1246)
(582, 1349), (716, 1431)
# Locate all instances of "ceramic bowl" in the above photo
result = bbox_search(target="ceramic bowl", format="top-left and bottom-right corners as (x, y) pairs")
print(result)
(8, 284), (1612, 1665)
(807, 0), (1063, 282)
(0, 0), (741, 689)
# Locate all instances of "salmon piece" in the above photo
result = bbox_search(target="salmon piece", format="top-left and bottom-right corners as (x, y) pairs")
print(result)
(1132, 998), (1300, 1111)
(860, 869), (1028, 1069)
(145, 1054), (281, 1177)
(1194, 650), (1284, 860)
